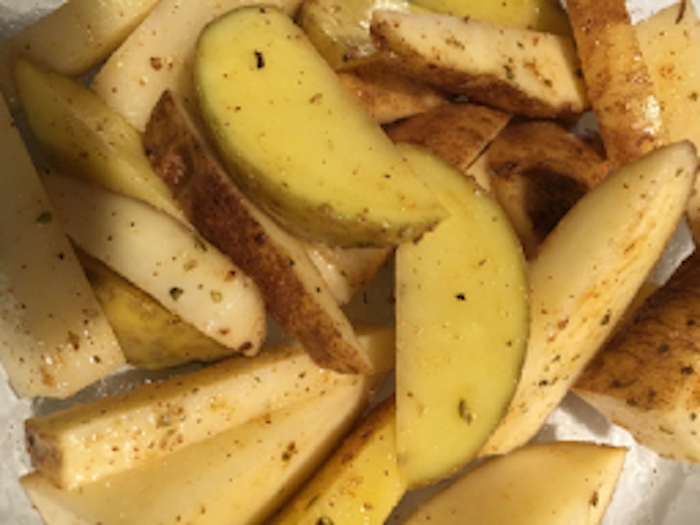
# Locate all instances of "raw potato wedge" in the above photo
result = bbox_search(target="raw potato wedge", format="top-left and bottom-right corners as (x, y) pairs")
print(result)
(25, 325), (391, 490)
(386, 102), (512, 174)
(144, 91), (373, 375)
(15, 59), (185, 223)
(576, 251), (700, 463)
(566, 0), (668, 167)
(371, 11), (588, 118)
(479, 141), (698, 457)
(487, 120), (610, 258)
(90, 0), (304, 132)
(409, 0), (572, 35)
(635, 3), (700, 243)
(272, 396), (405, 525)
(41, 171), (267, 357)
(195, 6), (447, 248)
(395, 144), (529, 488)
(338, 64), (448, 125)
(22, 379), (370, 525)
(0, 96), (124, 399)
(0, 0), (159, 111)
(78, 253), (237, 370)
(297, 0), (413, 70)
(404, 442), (627, 525)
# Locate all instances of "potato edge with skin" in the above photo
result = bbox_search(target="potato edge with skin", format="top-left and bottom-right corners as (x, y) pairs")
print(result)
(479, 141), (698, 457)
(195, 5), (447, 247)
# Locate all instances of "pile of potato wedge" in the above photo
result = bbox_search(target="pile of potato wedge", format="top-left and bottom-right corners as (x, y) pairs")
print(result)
(2, 0), (700, 523)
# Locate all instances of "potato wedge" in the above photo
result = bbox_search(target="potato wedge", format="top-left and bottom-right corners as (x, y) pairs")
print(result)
(78, 252), (236, 370)
(25, 325), (390, 490)
(386, 102), (511, 174)
(479, 141), (698, 457)
(90, 0), (304, 132)
(566, 0), (668, 167)
(0, 0), (159, 112)
(487, 120), (610, 258)
(404, 442), (626, 525)
(0, 96), (124, 399)
(272, 396), (405, 525)
(15, 59), (185, 222)
(144, 91), (373, 374)
(41, 171), (267, 357)
(195, 6), (446, 248)
(395, 144), (529, 488)
(22, 378), (370, 525)
(338, 64), (448, 124)
(576, 250), (700, 463)
(371, 11), (588, 118)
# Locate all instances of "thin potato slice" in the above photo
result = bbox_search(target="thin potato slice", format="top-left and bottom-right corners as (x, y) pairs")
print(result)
(144, 91), (373, 374)
(395, 144), (529, 488)
(371, 11), (588, 118)
(479, 141), (698, 457)
(566, 0), (668, 167)
(0, 96), (124, 400)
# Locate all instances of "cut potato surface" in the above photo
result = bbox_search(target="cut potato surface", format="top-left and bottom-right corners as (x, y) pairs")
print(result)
(395, 144), (529, 488)
(195, 6), (446, 247)
(404, 442), (627, 525)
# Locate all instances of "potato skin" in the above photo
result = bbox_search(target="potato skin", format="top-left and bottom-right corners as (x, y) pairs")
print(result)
(576, 251), (700, 462)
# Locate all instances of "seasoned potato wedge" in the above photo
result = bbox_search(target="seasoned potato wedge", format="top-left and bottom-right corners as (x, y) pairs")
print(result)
(22, 379), (370, 525)
(487, 120), (610, 257)
(404, 442), (626, 525)
(576, 251), (700, 463)
(371, 11), (588, 118)
(479, 142), (698, 457)
(0, 0), (159, 111)
(386, 102), (511, 173)
(338, 64), (448, 124)
(195, 6), (446, 248)
(566, 0), (668, 166)
(41, 171), (267, 357)
(272, 396), (405, 525)
(90, 0), (304, 132)
(0, 95), (124, 399)
(144, 91), (373, 374)
(15, 59), (185, 222)
(395, 145), (529, 488)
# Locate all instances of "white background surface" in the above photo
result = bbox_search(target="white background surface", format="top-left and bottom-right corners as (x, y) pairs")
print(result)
(2, 0), (700, 523)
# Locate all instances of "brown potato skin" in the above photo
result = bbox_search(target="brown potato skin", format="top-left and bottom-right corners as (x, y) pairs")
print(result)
(385, 102), (511, 174)
(143, 91), (372, 375)
(566, 0), (668, 166)
(576, 250), (700, 462)
(486, 120), (610, 257)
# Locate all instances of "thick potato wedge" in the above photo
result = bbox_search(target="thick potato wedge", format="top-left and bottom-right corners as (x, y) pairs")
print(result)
(195, 6), (446, 248)
(338, 64), (448, 125)
(15, 59), (185, 222)
(0, 96), (124, 399)
(272, 396), (405, 524)
(90, 0), (304, 132)
(25, 326), (390, 490)
(144, 91), (373, 374)
(479, 141), (698, 457)
(22, 379), (370, 525)
(576, 250), (700, 463)
(78, 253), (237, 370)
(487, 120), (610, 258)
(41, 171), (267, 357)
(0, 0), (159, 111)
(404, 442), (626, 525)
(566, 0), (668, 167)
(386, 102), (511, 174)
(371, 11), (588, 118)
(395, 144), (529, 488)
